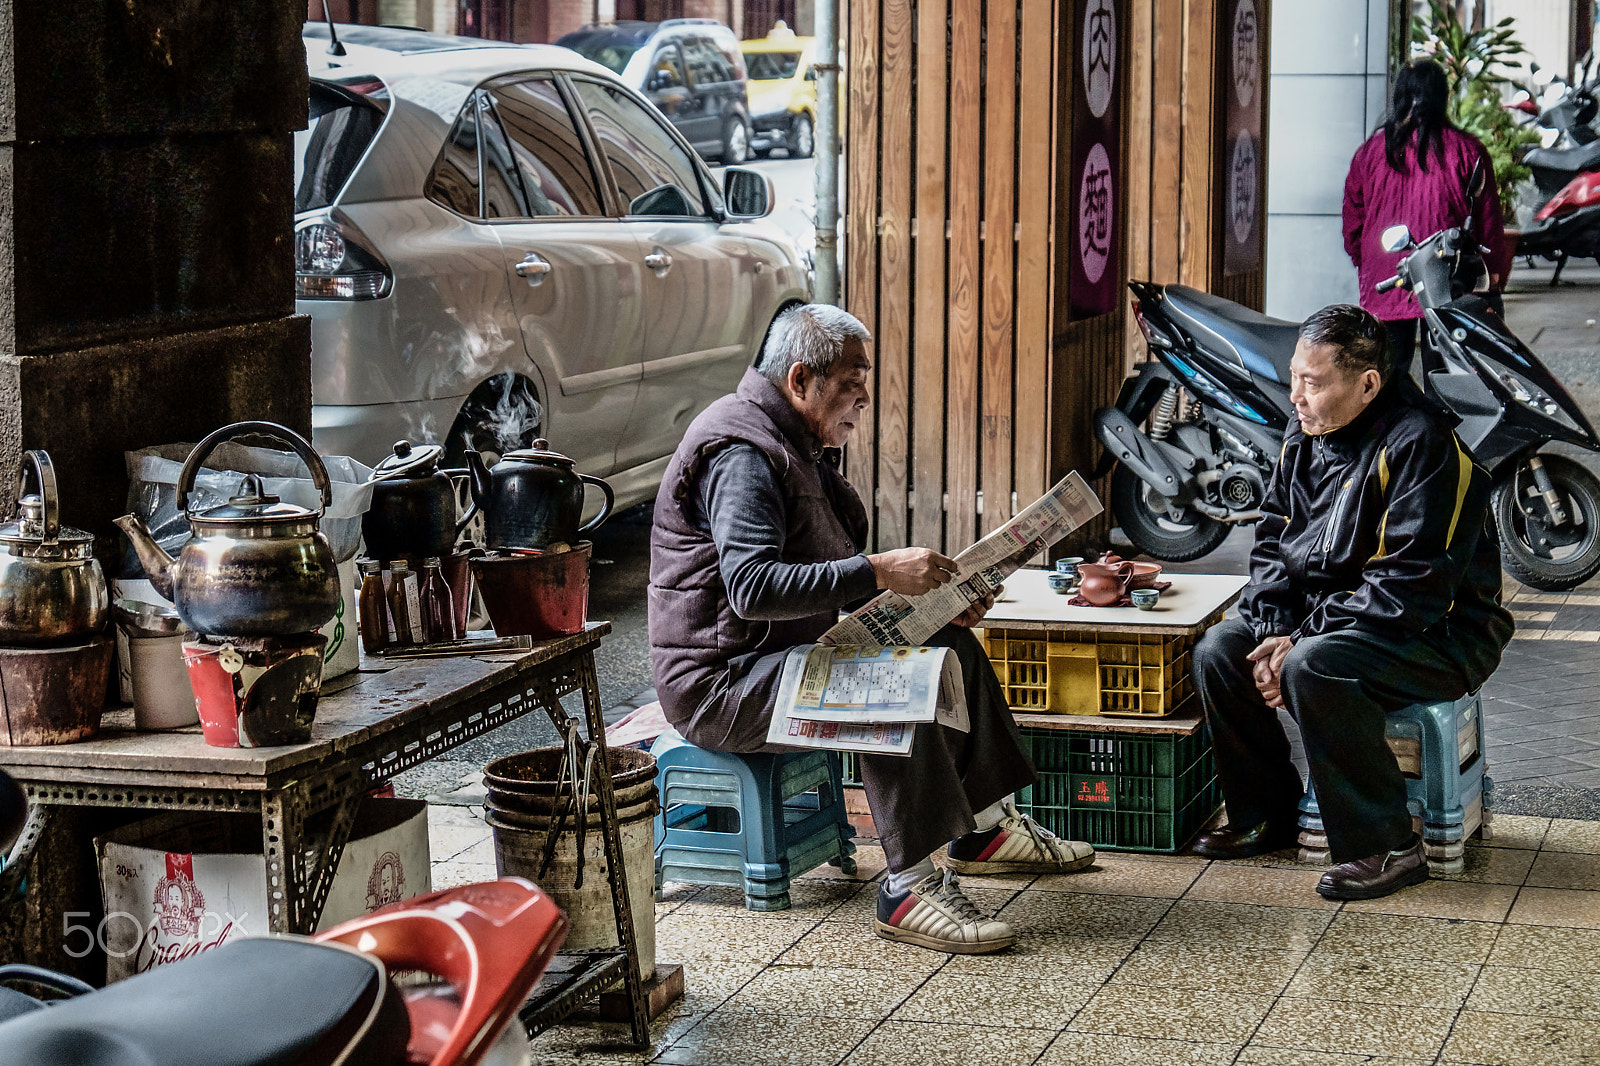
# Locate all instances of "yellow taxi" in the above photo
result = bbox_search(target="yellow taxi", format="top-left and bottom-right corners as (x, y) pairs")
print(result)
(740, 21), (816, 158)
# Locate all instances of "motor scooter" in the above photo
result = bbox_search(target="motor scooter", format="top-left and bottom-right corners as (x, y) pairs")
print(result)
(0, 768), (569, 1066)
(1099, 228), (1600, 590)
(1516, 166), (1600, 284)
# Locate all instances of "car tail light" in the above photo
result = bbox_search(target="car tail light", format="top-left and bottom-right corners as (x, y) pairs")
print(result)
(295, 216), (392, 300)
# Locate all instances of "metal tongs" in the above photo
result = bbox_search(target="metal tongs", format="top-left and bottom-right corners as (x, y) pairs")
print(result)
(536, 720), (598, 889)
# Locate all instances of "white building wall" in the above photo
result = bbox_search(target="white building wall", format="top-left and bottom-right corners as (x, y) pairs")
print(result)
(1265, 0), (1393, 321)
(1487, 0), (1577, 79)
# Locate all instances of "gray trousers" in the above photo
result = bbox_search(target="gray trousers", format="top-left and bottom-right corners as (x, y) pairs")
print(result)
(676, 624), (1039, 872)
(1193, 615), (1470, 863)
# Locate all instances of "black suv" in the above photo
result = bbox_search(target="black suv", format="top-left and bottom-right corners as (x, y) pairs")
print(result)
(556, 20), (752, 164)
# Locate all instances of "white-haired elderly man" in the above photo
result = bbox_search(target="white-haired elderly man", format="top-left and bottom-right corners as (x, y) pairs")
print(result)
(648, 303), (1094, 953)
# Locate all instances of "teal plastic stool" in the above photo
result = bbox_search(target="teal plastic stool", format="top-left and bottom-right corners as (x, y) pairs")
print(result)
(650, 727), (857, 910)
(1296, 691), (1491, 874)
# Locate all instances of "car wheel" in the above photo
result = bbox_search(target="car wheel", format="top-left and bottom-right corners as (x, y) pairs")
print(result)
(722, 118), (751, 165)
(789, 113), (814, 158)
(442, 373), (545, 469)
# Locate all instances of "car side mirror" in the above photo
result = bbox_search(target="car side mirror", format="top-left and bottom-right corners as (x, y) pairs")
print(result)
(1380, 224), (1413, 254)
(722, 167), (773, 220)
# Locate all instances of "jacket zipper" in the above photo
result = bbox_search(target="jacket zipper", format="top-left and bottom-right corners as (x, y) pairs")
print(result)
(1322, 477), (1355, 556)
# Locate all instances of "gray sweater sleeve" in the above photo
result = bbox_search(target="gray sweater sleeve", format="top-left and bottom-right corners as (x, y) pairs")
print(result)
(699, 443), (879, 621)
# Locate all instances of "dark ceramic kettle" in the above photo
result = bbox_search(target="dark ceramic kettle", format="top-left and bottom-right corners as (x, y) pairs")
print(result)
(466, 439), (615, 550)
(364, 440), (478, 562)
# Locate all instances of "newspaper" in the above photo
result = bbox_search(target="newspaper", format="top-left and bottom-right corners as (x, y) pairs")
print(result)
(766, 643), (967, 755)
(767, 470), (1102, 756)
(823, 471), (1103, 647)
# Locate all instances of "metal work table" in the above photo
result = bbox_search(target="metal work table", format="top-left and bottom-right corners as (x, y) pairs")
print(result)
(0, 621), (650, 1046)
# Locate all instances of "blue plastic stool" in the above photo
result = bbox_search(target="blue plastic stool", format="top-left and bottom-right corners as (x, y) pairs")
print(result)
(1296, 692), (1491, 875)
(650, 728), (857, 910)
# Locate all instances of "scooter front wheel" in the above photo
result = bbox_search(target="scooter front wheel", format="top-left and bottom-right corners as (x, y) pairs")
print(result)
(1110, 463), (1230, 562)
(1493, 454), (1600, 591)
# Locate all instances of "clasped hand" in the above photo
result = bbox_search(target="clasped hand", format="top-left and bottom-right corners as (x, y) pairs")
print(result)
(1246, 635), (1295, 709)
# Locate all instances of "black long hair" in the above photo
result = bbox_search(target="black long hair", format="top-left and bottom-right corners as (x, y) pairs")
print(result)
(1384, 59), (1452, 173)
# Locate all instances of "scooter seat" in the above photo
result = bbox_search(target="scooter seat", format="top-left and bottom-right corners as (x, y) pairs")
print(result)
(1524, 140), (1600, 176)
(0, 938), (410, 1066)
(1161, 285), (1300, 384)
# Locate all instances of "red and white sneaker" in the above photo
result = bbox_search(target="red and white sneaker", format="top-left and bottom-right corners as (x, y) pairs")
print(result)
(874, 870), (1016, 954)
(944, 801), (1095, 875)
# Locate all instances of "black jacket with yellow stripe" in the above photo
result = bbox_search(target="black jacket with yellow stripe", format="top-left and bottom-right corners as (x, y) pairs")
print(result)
(1239, 378), (1513, 689)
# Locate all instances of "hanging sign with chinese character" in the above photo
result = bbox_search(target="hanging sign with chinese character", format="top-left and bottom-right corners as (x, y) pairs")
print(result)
(1221, 0), (1263, 276)
(1068, 0), (1121, 320)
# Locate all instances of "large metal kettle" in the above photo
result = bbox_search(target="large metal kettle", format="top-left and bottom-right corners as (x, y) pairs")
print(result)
(0, 451), (110, 645)
(115, 422), (340, 638)
(466, 439), (615, 550)
(363, 440), (477, 562)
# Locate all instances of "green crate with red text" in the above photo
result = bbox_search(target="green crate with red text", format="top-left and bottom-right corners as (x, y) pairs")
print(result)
(1016, 720), (1219, 853)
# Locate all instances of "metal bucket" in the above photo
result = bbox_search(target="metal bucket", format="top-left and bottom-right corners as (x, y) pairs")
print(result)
(485, 746), (659, 977)
(0, 636), (114, 746)
(469, 544), (590, 639)
(484, 746), (657, 816)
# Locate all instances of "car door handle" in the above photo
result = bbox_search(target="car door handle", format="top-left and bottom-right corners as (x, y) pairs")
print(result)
(516, 253), (551, 281)
(644, 249), (673, 271)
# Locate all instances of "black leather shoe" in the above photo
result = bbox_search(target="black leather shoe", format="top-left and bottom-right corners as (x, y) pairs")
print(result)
(1192, 818), (1299, 860)
(1316, 835), (1429, 900)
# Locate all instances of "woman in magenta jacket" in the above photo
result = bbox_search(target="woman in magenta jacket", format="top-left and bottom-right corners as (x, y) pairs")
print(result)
(1343, 59), (1510, 377)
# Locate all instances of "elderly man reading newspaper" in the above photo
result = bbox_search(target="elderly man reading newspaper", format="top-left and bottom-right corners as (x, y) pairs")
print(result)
(648, 305), (1095, 954)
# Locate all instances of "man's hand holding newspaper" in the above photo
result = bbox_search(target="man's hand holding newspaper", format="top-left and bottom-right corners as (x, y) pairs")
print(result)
(766, 472), (1103, 754)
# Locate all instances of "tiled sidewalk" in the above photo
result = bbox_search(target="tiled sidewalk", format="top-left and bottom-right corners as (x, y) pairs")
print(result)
(427, 806), (1600, 1066)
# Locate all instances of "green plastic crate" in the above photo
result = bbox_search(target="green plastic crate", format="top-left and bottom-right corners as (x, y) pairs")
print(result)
(1016, 722), (1221, 853)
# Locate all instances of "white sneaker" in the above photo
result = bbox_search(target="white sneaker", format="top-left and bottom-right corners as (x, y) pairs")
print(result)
(944, 801), (1096, 875)
(874, 870), (1017, 954)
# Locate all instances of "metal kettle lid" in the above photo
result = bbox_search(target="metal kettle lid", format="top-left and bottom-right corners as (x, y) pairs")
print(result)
(371, 439), (445, 481)
(193, 473), (319, 524)
(500, 438), (574, 468)
(0, 451), (94, 555)
(0, 496), (95, 552)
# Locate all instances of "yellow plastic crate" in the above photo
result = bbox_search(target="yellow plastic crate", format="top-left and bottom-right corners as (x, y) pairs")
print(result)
(985, 627), (1194, 718)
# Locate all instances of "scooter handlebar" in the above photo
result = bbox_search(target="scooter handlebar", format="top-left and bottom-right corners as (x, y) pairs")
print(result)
(1375, 275), (1404, 294)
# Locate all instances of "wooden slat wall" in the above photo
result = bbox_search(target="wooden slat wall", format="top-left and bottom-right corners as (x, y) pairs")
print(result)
(845, 0), (1264, 556)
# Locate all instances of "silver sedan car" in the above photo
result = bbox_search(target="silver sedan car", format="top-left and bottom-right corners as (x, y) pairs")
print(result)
(296, 24), (809, 510)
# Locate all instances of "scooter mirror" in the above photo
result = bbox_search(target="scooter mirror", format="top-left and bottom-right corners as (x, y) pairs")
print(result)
(1380, 224), (1413, 254)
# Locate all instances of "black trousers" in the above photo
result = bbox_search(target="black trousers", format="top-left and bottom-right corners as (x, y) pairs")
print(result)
(678, 624), (1038, 872)
(1192, 616), (1470, 863)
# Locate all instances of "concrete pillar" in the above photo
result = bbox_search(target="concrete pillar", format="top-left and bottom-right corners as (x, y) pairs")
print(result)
(0, 4), (312, 546)
(1265, 0), (1393, 319)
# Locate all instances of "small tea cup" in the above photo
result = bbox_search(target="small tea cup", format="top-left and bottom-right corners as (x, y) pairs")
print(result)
(1130, 588), (1161, 611)
(1055, 556), (1086, 579)
(1046, 572), (1076, 595)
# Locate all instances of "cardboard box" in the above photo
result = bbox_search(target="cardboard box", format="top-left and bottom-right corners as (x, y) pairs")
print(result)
(96, 798), (430, 982)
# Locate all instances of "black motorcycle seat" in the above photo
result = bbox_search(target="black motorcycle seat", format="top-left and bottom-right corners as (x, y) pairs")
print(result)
(0, 938), (410, 1066)
(1161, 285), (1300, 384)
(1524, 140), (1600, 175)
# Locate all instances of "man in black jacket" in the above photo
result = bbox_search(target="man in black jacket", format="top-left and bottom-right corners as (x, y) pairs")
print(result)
(1192, 304), (1513, 900)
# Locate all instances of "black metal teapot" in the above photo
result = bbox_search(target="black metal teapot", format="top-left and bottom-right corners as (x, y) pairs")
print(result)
(465, 439), (614, 550)
(363, 440), (477, 562)
(115, 422), (340, 637)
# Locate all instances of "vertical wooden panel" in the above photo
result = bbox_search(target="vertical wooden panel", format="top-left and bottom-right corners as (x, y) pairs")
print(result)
(875, 0), (913, 549)
(1178, 0), (1217, 288)
(1124, 0), (1156, 365)
(911, 0), (949, 552)
(1150, 0), (1184, 283)
(1014, 0), (1054, 507)
(845, 0), (880, 522)
(980, 0), (1018, 533)
(945, 0), (982, 551)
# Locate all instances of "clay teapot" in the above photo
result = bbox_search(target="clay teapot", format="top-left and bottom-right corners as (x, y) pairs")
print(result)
(1077, 561), (1136, 606)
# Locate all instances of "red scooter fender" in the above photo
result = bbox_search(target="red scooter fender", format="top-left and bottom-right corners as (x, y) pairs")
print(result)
(316, 878), (568, 1066)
